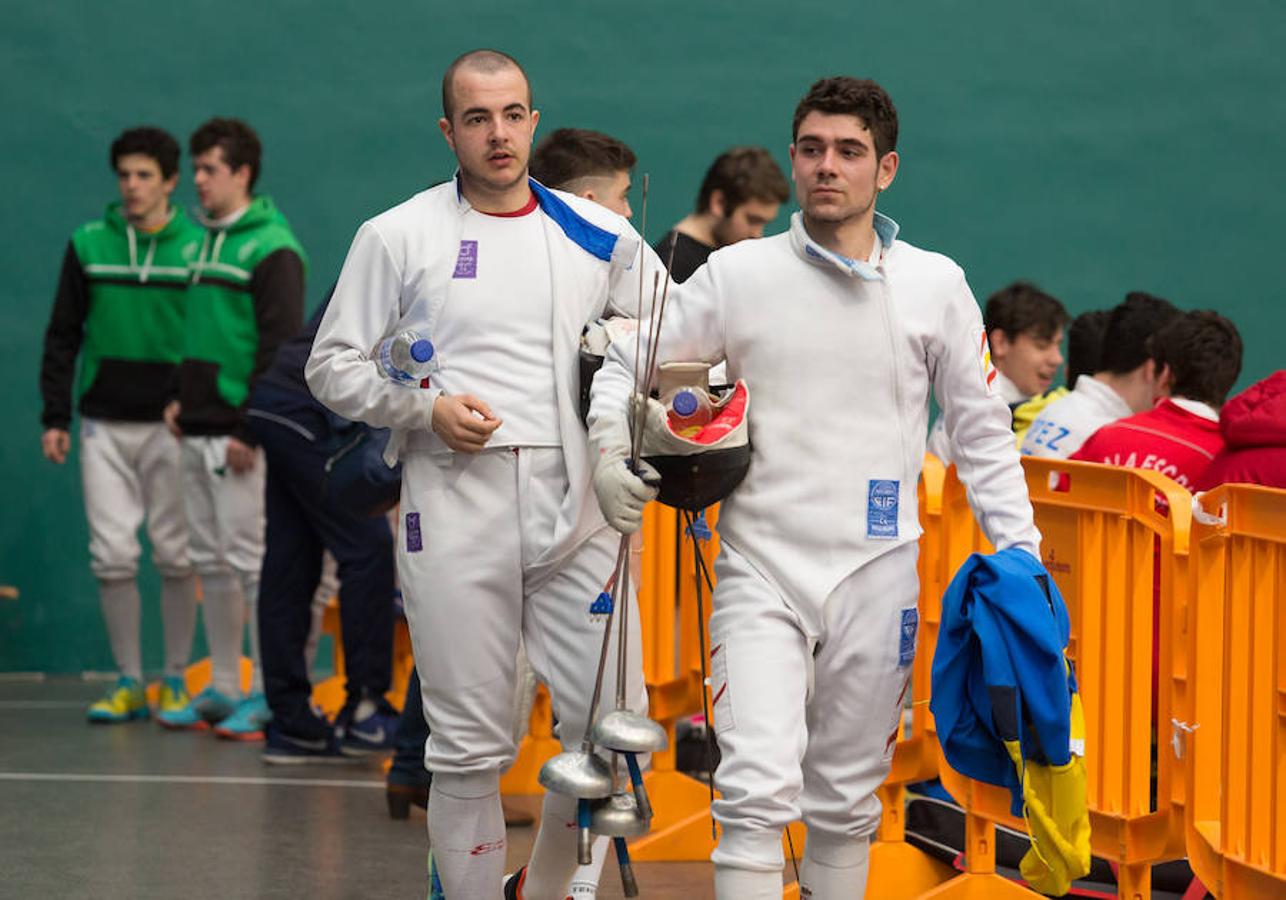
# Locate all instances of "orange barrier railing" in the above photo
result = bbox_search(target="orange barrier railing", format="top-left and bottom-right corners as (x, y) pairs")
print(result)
(1185, 484), (1286, 898)
(924, 458), (1194, 899)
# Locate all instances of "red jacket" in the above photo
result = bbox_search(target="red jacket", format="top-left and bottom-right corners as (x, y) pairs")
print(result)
(1194, 371), (1286, 490)
(1071, 399), (1223, 489)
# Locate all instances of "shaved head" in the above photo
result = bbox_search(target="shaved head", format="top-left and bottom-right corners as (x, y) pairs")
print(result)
(442, 49), (530, 120)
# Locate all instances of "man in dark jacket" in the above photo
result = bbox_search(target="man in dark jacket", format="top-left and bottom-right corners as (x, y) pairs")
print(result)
(249, 287), (399, 761)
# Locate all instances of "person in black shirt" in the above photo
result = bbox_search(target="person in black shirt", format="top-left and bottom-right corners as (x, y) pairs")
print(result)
(654, 146), (790, 282)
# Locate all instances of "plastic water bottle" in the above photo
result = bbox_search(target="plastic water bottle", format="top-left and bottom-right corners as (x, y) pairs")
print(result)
(375, 330), (437, 385)
(663, 386), (713, 438)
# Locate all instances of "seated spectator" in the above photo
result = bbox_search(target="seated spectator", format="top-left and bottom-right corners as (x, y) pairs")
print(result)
(928, 281), (1068, 462)
(1012, 308), (1112, 444)
(1194, 370), (1286, 490)
(654, 146), (790, 282)
(1022, 293), (1179, 458)
(1071, 310), (1243, 488)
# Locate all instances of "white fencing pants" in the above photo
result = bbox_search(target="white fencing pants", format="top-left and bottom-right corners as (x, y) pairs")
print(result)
(397, 446), (647, 776)
(708, 541), (919, 877)
(80, 418), (190, 579)
(180, 436), (266, 694)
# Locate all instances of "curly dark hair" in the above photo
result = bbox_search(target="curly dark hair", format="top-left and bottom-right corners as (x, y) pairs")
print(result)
(694, 147), (789, 215)
(1098, 291), (1180, 375)
(110, 127), (180, 180)
(1149, 310), (1243, 407)
(530, 128), (636, 190)
(792, 77), (899, 157)
(189, 118), (263, 190)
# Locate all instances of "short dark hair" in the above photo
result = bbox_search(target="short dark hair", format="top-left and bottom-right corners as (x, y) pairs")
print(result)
(530, 128), (636, 191)
(441, 48), (530, 121)
(695, 147), (790, 215)
(792, 76), (899, 157)
(1097, 291), (1180, 375)
(984, 282), (1070, 343)
(1065, 309), (1111, 388)
(1149, 310), (1243, 407)
(110, 127), (180, 180)
(189, 118), (263, 190)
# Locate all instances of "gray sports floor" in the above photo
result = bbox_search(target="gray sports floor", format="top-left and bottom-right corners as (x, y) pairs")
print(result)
(0, 679), (713, 899)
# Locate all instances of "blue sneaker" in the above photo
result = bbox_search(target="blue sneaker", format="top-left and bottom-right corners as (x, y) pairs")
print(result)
(87, 676), (149, 724)
(262, 722), (356, 764)
(157, 685), (236, 731)
(337, 694), (399, 757)
(214, 692), (271, 741)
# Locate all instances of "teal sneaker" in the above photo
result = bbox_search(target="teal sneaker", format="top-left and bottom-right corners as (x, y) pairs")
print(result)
(428, 849), (445, 900)
(157, 685), (236, 731)
(87, 676), (149, 724)
(214, 692), (270, 741)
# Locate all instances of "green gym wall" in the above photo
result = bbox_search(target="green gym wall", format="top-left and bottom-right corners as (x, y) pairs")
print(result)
(3, 1), (1283, 672)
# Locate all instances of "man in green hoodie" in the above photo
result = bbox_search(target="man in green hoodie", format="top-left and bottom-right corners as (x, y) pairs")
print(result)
(159, 118), (306, 739)
(40, 126), (202, 724)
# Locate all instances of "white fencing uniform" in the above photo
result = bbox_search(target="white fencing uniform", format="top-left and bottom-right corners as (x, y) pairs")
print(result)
(926, 369), (1027, 465)
(81, 418), (190, 579)
(1020, 374), (1132, 459)
(308, 179), (664, 898)
(590, 211), (1041, 894)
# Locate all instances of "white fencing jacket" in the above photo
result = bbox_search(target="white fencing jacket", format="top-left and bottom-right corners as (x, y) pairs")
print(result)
(590, 211), (1040, 632)
(307, 178), (662, 564)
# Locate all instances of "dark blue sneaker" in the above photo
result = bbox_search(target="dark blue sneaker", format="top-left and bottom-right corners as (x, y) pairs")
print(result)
(337, 695), (400, 757)
(262, 722), (356, 765)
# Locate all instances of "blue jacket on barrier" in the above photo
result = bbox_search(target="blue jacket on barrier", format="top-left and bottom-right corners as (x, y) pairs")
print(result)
(930, 546), (1091, 895)
(930, 547), (1076, 814)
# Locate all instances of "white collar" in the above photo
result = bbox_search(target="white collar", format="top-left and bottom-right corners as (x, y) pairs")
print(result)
(1169, 396), (1220, 422)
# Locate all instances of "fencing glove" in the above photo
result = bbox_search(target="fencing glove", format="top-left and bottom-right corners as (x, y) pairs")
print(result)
(589, 398), (659, 534)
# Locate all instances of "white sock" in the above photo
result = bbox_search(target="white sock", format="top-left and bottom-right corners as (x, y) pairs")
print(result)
(798, 832), (870, 899)
(427, 771), (506, 899)
(97, 577), (142, 681)
(238, 571), (263, 693)
(714, 864), (783, 899)
(521, 791), (582, 900)
(160, 574), (198, 677)
(566, 836), (610, 897)
(200, 571), (245, 698)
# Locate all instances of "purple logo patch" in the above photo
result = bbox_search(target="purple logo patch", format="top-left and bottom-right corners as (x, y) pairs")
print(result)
(405, 512), (423, 552)
(453, 240), (478, 278)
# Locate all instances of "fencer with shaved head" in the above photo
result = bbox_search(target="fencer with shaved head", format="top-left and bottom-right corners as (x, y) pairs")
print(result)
(307, 49), (666, 899)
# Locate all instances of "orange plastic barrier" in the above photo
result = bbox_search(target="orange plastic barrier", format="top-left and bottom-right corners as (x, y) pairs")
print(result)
(1185, 484), (1286, 898)
(924, 458), (1194, 899)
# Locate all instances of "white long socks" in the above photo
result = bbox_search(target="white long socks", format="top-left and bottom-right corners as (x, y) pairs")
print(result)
(427, 771), (506, 899)
(97, 578), (142, 681)
(566, 836), (610, 897)
(199, 571), (245, 698)
(160, 574), (198, 677)
(714, 864), (783, 899)
(521, 791), (583, 899)
(238, 571), (262, 692)
(798, 832), (870, 899)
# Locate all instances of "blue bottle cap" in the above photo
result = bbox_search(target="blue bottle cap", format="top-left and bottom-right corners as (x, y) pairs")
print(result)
(410, 339), (435, 363)
(672, 389), (699, 417)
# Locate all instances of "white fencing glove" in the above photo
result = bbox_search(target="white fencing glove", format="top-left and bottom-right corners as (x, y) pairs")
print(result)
(589, 399), (660, 534)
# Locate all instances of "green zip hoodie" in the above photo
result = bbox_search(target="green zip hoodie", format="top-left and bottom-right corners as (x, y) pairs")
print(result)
(178, 195), (307, 443)
(40, 203), (202, 428)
